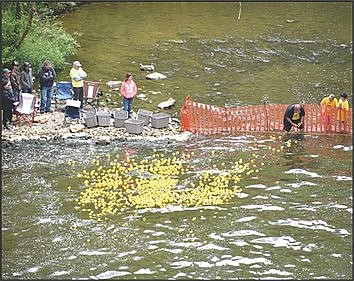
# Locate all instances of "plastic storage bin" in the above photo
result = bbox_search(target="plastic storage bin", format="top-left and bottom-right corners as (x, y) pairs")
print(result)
(137, 109), (153, 125)
(113, 110), (128, 128)
(151, 112), (170, 128)
(96, 111), (111, 127)
(83, 111), (97, 128)
(124, 118), (145, 134)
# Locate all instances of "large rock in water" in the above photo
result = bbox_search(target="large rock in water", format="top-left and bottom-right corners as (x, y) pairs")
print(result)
(158, 98), (176, 109)
(146, 72), (167, 80)
(106, 81), (122, 88)
(139, 63), (154, 71)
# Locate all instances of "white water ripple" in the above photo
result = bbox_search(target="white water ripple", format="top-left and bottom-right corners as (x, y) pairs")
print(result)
(284, 169), (321, 178)
(95, 270), (131, 279)
(251, 236), (301, 250)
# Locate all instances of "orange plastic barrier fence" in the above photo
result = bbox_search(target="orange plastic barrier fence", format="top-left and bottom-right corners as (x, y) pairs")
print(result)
(180, 96), (352, 135)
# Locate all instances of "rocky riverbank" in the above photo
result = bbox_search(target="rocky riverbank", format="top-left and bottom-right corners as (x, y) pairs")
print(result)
(1, 110), (189, 145)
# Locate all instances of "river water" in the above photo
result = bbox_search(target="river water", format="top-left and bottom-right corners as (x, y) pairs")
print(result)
(2, 2), (352, 280)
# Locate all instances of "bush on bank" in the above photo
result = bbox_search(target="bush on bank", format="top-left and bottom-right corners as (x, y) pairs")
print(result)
(2, 2), (79, 73)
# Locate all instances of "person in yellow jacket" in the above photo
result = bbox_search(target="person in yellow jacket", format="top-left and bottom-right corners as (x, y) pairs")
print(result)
(320, 94), (337, 132)
(336, 92), (350, 132)
(70, 60), (87, 111)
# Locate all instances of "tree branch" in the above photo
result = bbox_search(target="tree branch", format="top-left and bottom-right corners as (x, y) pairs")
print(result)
(15, 2), (36, 50)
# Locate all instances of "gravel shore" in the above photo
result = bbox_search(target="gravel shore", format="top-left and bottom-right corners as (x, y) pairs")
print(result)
(1, 110), (187, 145)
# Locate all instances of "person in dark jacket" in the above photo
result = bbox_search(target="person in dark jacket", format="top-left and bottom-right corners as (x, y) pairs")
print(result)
(20, 62), (33, 93)
(283, 103), (305, 132)
(1, 78), (15, 129)
(39, 60), (56, 113)
(10, 61), (21, 102)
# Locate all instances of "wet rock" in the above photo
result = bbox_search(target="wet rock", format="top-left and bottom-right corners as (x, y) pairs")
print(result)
(95, 136), (111, 145)
(106, 81), (123, 88)
(158, 98), (176, 109)
(146, 72), (167, 80)
(140, 63), (155, 71)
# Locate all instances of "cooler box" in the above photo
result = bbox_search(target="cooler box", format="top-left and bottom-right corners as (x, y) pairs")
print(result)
(64, 99), (81, 119)
(83, 111), (97, 128)
(124, 118), (145, 134)
(151, 112), (170, 128)
(114, 110), (128, 128)
(96, 111), (110, 127)
(137, 109), (153, 125)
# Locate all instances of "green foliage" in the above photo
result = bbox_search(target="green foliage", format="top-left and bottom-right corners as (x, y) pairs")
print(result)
(2, 2), (78, 73)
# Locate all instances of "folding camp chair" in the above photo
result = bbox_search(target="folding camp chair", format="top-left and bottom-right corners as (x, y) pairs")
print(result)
(14, 93), (36, 126)
(83, 81), (101, 109)
(54, 81), (73, 110)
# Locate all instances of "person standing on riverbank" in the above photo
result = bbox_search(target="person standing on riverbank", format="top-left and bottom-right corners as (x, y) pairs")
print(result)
(120, 73), (138, 118)
(283, 103), (305, 132)
(39, 60), (56, 114)
(20, 62), (33, 94)
(70, 60), (87, 112)
(320, 94), (337, 132)
(10, 61), (21, 102)
(1, 78), (15, 129)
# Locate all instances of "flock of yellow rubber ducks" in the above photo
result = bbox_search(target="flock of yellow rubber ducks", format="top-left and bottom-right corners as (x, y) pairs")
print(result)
(68, 136), (295, 220)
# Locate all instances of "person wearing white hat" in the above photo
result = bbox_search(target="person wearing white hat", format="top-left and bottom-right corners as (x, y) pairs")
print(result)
(70, 60), (87, 111)
(320, 94), (338, 132)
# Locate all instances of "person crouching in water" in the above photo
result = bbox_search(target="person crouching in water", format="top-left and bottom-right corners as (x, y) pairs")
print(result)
(283, 103), (305, 132)
(120, 73), (137, 118)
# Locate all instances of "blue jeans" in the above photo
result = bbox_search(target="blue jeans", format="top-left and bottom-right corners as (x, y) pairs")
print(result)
(40, 86), (53, 112)
(123, 97), (133, 116)
(12, 88), (20, 102)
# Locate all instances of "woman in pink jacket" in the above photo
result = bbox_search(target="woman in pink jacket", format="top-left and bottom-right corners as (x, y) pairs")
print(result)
(120, 73), (137, 118)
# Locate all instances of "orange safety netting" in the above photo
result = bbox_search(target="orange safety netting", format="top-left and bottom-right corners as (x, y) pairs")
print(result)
(180, 96), (352, 135)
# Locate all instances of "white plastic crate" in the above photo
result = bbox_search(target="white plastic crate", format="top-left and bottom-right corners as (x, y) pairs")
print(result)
(151, 112), (170, 128)
(83, 111), (97, 128)
(124, 118), (145, 134)
(96, 111), (110, 127)
(113, 110), (128, 128)
(137, 109), (153, 125)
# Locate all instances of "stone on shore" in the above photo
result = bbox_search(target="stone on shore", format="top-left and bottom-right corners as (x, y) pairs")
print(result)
(34, 115), (50, 123)
(2, 109), (184, 145)
(69, 123), (86, 133)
